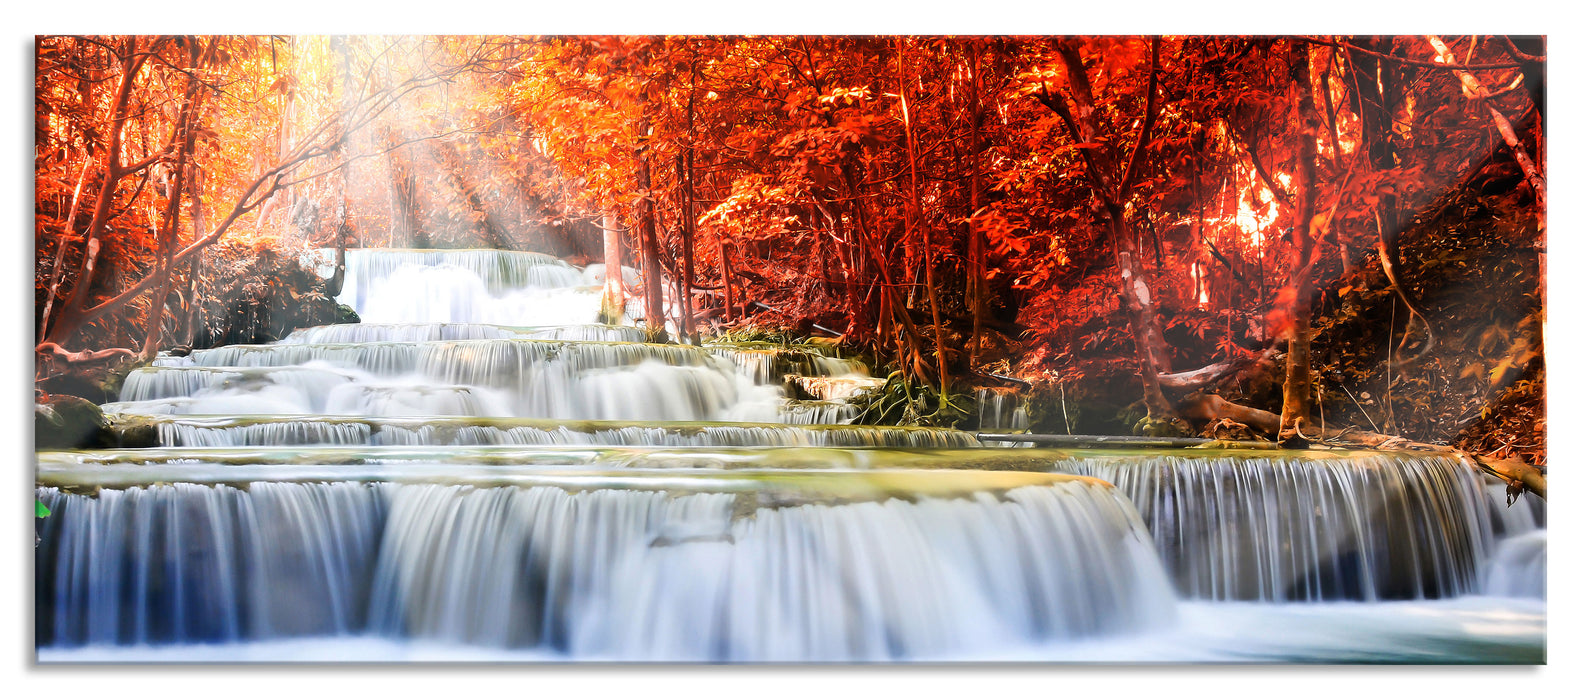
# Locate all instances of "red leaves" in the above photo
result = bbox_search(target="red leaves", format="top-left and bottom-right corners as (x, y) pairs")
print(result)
(1266, 284), (1301, 339)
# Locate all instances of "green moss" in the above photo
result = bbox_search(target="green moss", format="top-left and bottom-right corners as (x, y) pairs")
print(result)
(333, 304), (360, 325)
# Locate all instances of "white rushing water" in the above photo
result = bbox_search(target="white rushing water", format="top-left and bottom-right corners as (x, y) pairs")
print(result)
(38, 247), (1546, 664)
(137, 416), (982, 448)
(1048, 452), (1501, 601)
(37, 478), (1177, 661)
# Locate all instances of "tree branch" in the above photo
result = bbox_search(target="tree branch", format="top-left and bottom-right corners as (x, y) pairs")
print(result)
(1426, 36), (1546, 211)
(1305, 36), (1529, 70)
(1116, 36), (1162, 201)
(1230, 121), (1295, 208)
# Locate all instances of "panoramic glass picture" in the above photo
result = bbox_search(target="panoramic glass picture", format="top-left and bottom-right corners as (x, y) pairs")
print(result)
(32, 35), (1545, 663)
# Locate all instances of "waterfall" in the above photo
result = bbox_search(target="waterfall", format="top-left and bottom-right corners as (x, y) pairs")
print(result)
(280, 323), (532, 344)
(37, 479), (1175, 661)
(38, 247), (1544, 663)
(1483, 531), (1545, 599)
(1043, 451), (1494, 601)
(707, 346), (869, 384)
(153, 418), (374, 447)
(116, 343), (788, 422)
(278, 322), (650, 345)
(778, 401), (861, 425)
(324, 249), (580, 300)
(130, 416), (981, 448)
(977, 388), (1031, 446)
(1478, 479), (1546, 599)
(976, 388), (1030, 432)
(35, 483), (384, 647)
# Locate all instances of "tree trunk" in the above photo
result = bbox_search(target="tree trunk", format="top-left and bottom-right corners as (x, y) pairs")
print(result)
(899, 47), (952, 395)
(966, 41), (987, 365)
(39, 155), (91, 343)
(676, 152), (697, 341)
(1114, 215), (1173, 416)
(47, 37), (152, 347)
(816, 196), (866, 343)
(1042, 37), (1171, 418)
(383, 128), (425, 248)
(326, 35), (355, 300)
(635, 117), (665, 337)
(184, 166), (207, 347)
(600, 209), (625, 324)
(140, 41), (208, 360)
(680, 68), (701, 342)
(720, 237), (737, 322)
(1280, 40), (1323, 437)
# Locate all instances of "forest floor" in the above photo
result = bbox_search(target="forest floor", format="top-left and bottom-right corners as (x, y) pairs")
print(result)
(1308, 172), (1545, 466)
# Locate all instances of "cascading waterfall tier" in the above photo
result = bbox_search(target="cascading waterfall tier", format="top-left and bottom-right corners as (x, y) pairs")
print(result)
(325, 251), (599, 325)
(114, 415), (982, 449)
(977, 387), (1031, 447)
(273, 322), (648, 345)
(1480, 478), (1546, 599)
(37, 246), (1545, 662)
(323, 248), (578, 299)
(777, 400), (861, 425)
(118, 340), (792, 422)
(43, 443), (1520, 606)
(35, 468), (1176, 661)
(153, 338), (713, 373)
(705, 346), (868, 384)
(35, 482), (383, 647)
(1039, 450), (1496, 602)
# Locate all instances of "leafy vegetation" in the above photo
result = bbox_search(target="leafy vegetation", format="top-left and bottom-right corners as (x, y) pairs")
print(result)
(33, 35), (1545, 459)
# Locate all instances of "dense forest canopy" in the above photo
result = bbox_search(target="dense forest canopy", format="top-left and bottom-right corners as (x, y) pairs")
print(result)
(33, 34), (1546, 460)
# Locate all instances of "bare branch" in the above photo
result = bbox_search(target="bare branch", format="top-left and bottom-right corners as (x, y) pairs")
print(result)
(1305, 36), (1528, 70)
(1426, 35), (1546, 211)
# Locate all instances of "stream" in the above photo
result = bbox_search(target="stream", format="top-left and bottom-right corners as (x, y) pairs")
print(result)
(34, 248), (1547, 663)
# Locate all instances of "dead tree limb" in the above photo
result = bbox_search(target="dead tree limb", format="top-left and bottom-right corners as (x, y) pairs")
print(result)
(1178, 392), (1546, 500)
(1427, 36), (1546, 212)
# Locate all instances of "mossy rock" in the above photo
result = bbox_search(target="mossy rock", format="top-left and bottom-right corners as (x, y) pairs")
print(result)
(334, 304), (361, 325)
(34, 395), (109, 450)
(1134, 415), (1192, 438)
(103, 416), (160, 448)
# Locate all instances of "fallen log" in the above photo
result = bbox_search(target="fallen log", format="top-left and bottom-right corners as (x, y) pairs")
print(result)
(1177, 393), (1281, 434)
(976, 432), (1273, 450)
(1158, 347), (1280, 391)
(1178, 392), (1547, 501)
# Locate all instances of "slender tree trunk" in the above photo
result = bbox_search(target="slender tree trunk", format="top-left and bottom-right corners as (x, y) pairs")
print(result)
(966, 42), (987, 365)
(899, 48), (951, 394)
(600, 209), (625, 324)
(328, 32), (357, 291)
(184, 165), (207, 347)
(1114, 212), (1173, 414)
(720, 236), (737, 322)
(676, 153), (697, 341)
(1041, 37), (1172, 418)
(812, 195), (864, 343)
(47, 37), (152, 347)
(1280, 40), (1323, 437)
(327, 206), (349, 299)
(39, 155), (91, 343)
(383, 128), (425, 248)
(140, 41), (212, 360)
(635, 117), (665, 337)
(679, 67), (700, 342)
